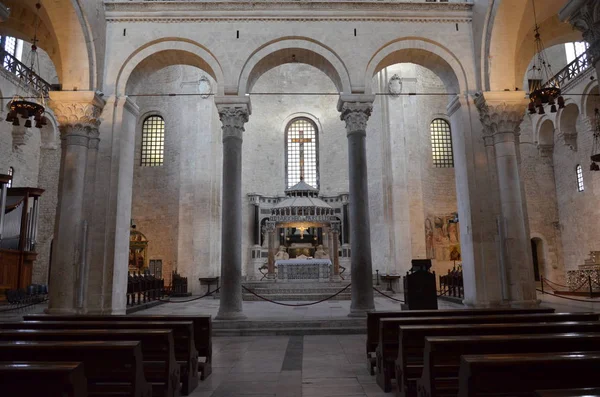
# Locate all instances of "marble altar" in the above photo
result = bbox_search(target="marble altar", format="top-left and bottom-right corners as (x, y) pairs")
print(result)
(276, 259), (332, 282)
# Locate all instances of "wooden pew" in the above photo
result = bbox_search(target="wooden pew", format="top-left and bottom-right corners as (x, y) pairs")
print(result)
(0, 329), (180, 397)
(365, 308), (555, 375)
(25, 314), (212, 380)
(458, 352), (600, 397)
(0, 341), (152, 397)
(0, 321), (198, 395)
(395, 322), (600, 397)
(0, 361), (87, 397)
(418, 333), (600, 397)
(376, 312), (599, 393)
(536, 388), (600, 397)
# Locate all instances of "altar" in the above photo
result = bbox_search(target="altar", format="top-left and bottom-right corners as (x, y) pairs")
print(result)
(276, 259), (331, 282)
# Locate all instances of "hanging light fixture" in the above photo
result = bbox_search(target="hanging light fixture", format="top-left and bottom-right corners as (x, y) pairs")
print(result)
(590, 108), (600, 171)
(5, 1), (48, 129)
(527, 0), (565, 115)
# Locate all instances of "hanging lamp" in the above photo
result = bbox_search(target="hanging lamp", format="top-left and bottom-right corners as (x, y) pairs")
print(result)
(527, 0), (565, 115)
(5, 1), (48, 129)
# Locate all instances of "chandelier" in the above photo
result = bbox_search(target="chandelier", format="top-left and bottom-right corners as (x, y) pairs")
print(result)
(590, 108), (600, 171)
(5, 1), (48, 129)
(527, 0), (564, 115)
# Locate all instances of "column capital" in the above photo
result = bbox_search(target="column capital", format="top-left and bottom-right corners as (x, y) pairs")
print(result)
(560, 0), (600, 64)
(48, 91), (105, 139)
(265, 220), (277, 232)
(337, 95), (375, 136)
(473, 91), (528, 137)
(215, 96), (251, 142)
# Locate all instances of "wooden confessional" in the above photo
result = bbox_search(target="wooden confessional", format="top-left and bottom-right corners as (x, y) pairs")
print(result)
(0, 173), (44, 292)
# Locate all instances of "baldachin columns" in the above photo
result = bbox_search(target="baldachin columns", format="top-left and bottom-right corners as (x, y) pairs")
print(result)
(338, 95), (376, 316)
(215, 97), (251, 320)
(46, 91), (105, 314)
(475, 92), (537, 306)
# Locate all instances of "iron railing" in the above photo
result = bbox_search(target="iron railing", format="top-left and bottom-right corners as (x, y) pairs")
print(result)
(0, 47), (51, 98)
(545, 52), (591, 90)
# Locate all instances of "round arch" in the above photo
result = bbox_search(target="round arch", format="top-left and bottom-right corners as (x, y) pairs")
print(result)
(557, 103), (579, 136)
(238, 38), (351, 95)
(581, 82), (599, 119)
(114, 39), (225, 96)
(537, 119), (555, 148)
(2, 0), (92, 90)
(364, 38), (469, 95)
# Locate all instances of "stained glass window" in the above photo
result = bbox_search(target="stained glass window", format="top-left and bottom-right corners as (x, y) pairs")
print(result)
(141, 116), (165, 167)
(430, 119), (454, 168)
(576, 164), (584, 192)
(286, 118), (318, 189)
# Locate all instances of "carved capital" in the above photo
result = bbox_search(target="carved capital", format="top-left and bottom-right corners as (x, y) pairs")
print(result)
(558, 129), (578, 151)
(562, 0), (600, 64)
(48, 92), (105, 138)
(330, 221), (341, 234)
(537, 143), (554, 158)
(217, 106), (249, 141)
(339, 102), (373, 136)
(265, 220), (277, 233)
(88, 128), (100, 150)
(474, 92), (528, 137)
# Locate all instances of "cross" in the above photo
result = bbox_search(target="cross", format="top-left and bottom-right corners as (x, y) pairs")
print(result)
(291, 130), (312, 181)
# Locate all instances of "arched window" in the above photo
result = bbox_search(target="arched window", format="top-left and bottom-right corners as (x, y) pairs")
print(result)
(430, 119), (454, 168)
(576, 164), (584, 192)
(285, 117), (319, 188)
(7, 167), (13, 188)
(141, 115), (165, 167)
(565, 41), (589, 64)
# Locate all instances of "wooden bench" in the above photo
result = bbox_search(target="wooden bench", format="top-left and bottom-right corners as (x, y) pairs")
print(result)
(418, 333), (600, 397)
(365, 308), (555, 375)
(395, 321), (600, 397)
(0, 321), (198, 395)
(0, 340), (152, 397)
(0, 329), (180, 397)
(25, 314), (212, 380)
(376, 312), (599, 393)
(0, 361), (87, 397)
(458, 352), (600, 397)
(536, 388), (600, 397)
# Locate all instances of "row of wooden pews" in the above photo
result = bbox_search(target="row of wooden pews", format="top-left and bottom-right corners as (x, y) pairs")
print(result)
(0, 314), (212, 397)
(366, 307), (600, 396)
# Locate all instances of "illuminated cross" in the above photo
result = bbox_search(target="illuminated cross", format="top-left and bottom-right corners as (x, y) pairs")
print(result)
(291, 130), (313, 182)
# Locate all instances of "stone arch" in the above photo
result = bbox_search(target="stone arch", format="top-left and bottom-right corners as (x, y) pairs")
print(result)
(530, 235), (547, 282)
(39, 112), (59, 150)
(364, 38), (468, 94)
(582, 83), (599, 119)
(536, 118), (555, 157)
(484, 0), (581, 91)
(238, 38), (351, 95)
(115, 39), (225, 97)
(2, 0), (93, 90)
(557, 103), (580, 150)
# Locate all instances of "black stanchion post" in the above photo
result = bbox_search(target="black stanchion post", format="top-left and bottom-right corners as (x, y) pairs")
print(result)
(589, 275), (593, 299)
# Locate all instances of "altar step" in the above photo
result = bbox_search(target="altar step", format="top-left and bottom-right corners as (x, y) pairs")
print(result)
(213, 318), (365, 336)
(241, 282), (352, 301)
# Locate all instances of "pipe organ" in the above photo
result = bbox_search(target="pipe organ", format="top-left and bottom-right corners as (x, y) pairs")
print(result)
(0, 173), (44, 291)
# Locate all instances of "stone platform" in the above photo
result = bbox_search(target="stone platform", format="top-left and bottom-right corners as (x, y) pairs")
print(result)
(242, 281), (352, 301)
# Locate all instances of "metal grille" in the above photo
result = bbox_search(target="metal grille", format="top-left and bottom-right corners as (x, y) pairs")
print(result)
(141, 116), (165, 167)
(286, 118), (318, 188)
(7, 167), (13, 188)
(577, 164), (584, 192)
(430, 118), (454, 168)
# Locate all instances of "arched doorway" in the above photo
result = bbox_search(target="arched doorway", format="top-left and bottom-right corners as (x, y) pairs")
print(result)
(531, 238), (545, 282)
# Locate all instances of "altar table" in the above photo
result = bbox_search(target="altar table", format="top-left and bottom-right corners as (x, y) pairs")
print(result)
(275, 259), (331, 282)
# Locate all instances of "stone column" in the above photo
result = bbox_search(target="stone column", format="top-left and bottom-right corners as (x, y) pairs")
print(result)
(338, 95), (376, 316)
(560, 0), (600, 81)
(331, 221), (341, 281)
(46, 91), (104, 314)
(475, 92), (537, 306)
(215, 97), (251, 320)
(266, 220), (277, 278)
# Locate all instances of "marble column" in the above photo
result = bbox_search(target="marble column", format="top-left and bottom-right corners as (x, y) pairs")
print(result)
(331, 221), (341, 281)
(338, 95), (376, 316)
(215, 97), (251, 320)
(266, 220), (277, 278)
(475, 92), (537, 307)
(560, 0), (600, 81)
(46, 91), (104, 314)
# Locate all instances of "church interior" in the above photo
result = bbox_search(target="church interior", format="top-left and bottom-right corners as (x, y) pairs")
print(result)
(2, 0), (600, 396)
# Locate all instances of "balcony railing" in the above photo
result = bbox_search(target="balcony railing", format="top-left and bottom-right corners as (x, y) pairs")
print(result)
(0, 47), (51, 98)
(545, 52), (591, 90)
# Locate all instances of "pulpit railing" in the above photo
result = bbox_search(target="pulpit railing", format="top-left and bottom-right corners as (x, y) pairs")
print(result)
(544, 52), (591, 90)
(0, 47), (52, 97)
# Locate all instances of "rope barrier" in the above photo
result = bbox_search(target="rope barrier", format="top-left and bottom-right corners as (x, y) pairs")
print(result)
(372, 287), (405, 303)
(137, 287), (221, 304)
(541, 277), (571, 289)
(542, 277), (589, 292)
(536, 288), (600, 304)
(0, 298), (48, 313)
(241, 284), (351, 307)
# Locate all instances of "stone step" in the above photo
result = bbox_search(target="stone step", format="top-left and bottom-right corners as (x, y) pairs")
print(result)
(244, 287), (350, 294)
(214, 327), (365, 336)
(213, 319), (365, 330)
(242, 293), (352, 301)
(243, 282), (351, 289)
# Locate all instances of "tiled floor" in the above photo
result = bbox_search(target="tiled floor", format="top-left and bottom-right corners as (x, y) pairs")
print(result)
(191, 335), (389, 397)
